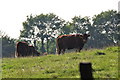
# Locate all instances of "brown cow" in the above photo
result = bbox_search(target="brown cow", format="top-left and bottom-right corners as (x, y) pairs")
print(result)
(15, 42), (40, 57)
(56, 34), (90, 55)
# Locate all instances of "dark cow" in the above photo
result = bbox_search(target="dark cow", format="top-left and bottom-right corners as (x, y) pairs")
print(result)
(15, 42), (40, 57)
(16, 42), (28, 57)
(56, 34), (90, 55)
(28, 45), (40, 56)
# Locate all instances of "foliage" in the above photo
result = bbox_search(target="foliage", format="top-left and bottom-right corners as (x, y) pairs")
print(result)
(71, 16), (91, 34)
(0, 31), (16, 57)
(20, 13), (65, 53)
(90, 10), (119, 48)
(2, 46), (118, 78)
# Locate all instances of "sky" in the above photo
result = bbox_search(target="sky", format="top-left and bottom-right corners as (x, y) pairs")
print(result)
(0, 0), (119, 39)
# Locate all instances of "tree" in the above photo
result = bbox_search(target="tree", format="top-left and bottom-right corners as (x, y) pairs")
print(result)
(92, 10), (119, 48)
(71, 16), (91, 34)
(0, 31), (16, 57)
(20, 13), (65, 53)
(61, 22), (73, 35)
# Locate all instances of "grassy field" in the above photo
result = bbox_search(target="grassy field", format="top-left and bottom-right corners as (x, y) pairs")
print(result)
(2, 46), (119, 78)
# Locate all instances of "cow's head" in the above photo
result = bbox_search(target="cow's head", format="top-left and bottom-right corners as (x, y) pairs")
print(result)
(82, 34), (90, 43)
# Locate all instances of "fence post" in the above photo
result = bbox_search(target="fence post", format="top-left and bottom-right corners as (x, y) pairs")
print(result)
(79, 62), (93, 80)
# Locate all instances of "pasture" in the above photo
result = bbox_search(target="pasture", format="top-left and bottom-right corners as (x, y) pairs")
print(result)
(2, 46), (119, 79)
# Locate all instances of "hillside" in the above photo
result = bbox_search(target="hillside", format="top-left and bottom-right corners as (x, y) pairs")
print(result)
(2, 46), (119, 78)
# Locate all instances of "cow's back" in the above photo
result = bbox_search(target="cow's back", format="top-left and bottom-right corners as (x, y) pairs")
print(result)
(57, 35), (76, 50)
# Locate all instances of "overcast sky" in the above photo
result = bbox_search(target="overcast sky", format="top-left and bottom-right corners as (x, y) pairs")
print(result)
(0, 0), (119, 39)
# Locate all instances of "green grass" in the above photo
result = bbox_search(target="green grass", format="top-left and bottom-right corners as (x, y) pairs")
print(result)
(2, 46), (119, 78)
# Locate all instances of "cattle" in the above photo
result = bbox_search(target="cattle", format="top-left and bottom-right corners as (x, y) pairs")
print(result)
(15, 42), (40, 57)
(56, 34), (90, 55)
(15, 42), (28, 57)
(28, 45), (40, 56)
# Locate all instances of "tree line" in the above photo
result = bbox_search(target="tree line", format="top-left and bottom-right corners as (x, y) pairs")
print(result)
(1, 10), (120, 57)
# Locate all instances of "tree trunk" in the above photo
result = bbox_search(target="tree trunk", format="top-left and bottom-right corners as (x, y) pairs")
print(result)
(41, 38), (45, 53)
(46, 38), (49, 54)
(34, 40), (37, 50)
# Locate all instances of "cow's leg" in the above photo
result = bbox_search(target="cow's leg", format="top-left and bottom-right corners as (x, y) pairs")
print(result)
(57, 49), (61, 55)
(18, 51), (23, 57)
(78, 49), (81, 52)
(56, 47), (61, 55)
(59, 49), (61, 55)
(62, 49), (65, 54)
(76, 49), (78, 52)
(78, 47), (83, 52)
(15, 52), (19, 58)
